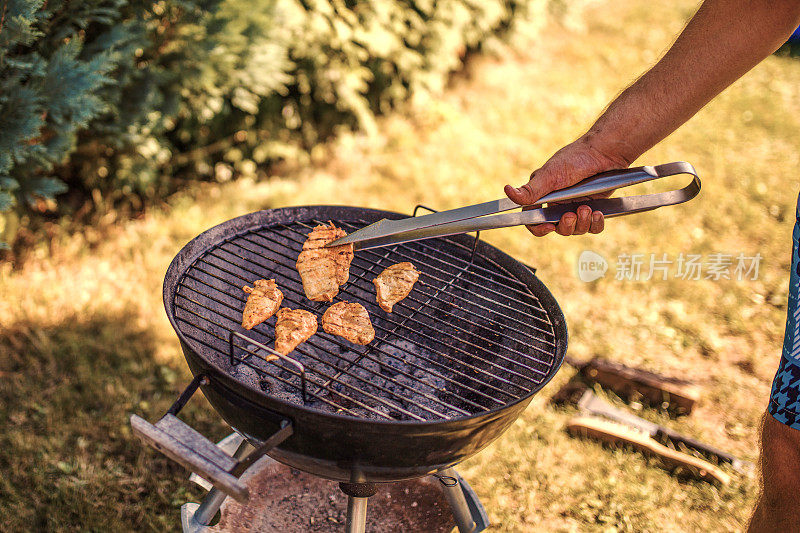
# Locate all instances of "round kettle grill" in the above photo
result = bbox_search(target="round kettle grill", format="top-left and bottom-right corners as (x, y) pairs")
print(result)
(131, 205), (568, 532)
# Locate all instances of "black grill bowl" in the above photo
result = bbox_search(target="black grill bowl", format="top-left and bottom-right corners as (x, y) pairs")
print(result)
(165, 206), (568, 482)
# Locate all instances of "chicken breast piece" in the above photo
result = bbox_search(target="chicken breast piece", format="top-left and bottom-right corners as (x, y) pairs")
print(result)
(372, 262), (419, 313)
(241, 279), (283, 330)
(322, 302), (375, 345)
(274, 308), (318, 356)
(296, 222), (354, 302)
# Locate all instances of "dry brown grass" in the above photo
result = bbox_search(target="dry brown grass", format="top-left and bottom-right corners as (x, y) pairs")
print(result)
(2, 0), (800, 530)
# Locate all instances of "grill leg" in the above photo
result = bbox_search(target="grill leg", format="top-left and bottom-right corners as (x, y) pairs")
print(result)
(439, 468), (477, 533)
(345, 496), (369, 533)
(194, 439), (255, 526)
(339, 482), (377, 533)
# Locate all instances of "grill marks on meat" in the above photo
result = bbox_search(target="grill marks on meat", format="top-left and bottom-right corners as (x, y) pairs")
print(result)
(322, 302), (375, 345)
(372, 262), (419, 313)
(296, 223), (354, 302)
(241, 279), (283, 329)
(274, 308), (318, 356)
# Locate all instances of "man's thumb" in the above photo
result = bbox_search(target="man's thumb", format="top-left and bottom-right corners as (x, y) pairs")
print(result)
(504, 170), (551, 205)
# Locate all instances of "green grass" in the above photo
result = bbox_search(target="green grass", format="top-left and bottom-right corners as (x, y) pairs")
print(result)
(3, 0), (800, 530)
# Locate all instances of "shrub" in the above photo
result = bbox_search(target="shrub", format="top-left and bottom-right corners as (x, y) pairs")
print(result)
(0, 0), (582, 244)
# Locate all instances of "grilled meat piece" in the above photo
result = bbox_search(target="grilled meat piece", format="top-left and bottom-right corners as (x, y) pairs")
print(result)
(274, 308), (318, 356)
(322, 302), (375, 345)
(372, 262), (419, 313)
(296, 223), (354, 302)
(241, 279), (283, 330)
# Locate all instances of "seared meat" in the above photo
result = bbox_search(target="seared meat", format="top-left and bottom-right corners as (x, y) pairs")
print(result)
(372, 262), (419, 313)
(274, 308), (318, 356)
(241, 279), (283, 329)
(296, 223), (354, 302)
(321, 302), (375, 345)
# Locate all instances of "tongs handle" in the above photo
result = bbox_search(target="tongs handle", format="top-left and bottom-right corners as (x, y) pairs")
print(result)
(533, 166), (659, 205)
(508, 161), (696, 208)
(392, 162), (700, 241)
(529, 160), (700, 222)
(332, 161), (699, 250)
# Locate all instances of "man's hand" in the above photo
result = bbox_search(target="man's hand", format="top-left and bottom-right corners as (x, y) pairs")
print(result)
(504, 135), (630, 237)
(505, 0), (800, 239)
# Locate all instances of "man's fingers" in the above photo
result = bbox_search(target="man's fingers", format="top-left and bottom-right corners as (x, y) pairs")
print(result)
(573, 205), (592, 235)
(589, 211), (604, 234)
(555, 213), (577, 236)
(524, 208), (605, 237)
(526, 223), (555, 236)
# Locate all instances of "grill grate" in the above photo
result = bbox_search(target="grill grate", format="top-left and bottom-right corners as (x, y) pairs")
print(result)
(173, 216), (560, 421)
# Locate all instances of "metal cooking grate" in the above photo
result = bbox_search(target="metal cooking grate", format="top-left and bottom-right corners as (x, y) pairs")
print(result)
(172, 216), (560, 422)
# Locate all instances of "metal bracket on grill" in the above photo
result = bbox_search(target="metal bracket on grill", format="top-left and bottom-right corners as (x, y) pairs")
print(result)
(130, 373), (294, 503)
(228, 331), (308, 403)
(432, 472), (459, 487)
(413, 204), (481, 264)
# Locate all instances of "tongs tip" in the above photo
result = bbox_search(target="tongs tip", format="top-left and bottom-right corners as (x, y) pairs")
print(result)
(325, 219), (390, 248)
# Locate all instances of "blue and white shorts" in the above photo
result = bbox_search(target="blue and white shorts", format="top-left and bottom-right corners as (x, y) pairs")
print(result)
(769, 196), (800, 430)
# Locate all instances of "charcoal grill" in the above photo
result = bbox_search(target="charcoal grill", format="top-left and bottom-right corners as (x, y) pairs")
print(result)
(131, 205), (567, 532)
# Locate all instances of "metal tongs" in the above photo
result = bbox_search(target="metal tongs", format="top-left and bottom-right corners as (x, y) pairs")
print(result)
(327, 161), (700, 250)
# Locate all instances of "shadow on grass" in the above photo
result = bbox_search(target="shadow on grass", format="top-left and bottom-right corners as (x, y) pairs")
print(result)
(0, 311), (230, 532)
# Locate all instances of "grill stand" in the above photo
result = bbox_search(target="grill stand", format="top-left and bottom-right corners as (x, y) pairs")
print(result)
(183, 433), (253, 533)
(193, 438), (255, 526)
(130, 374), (294, 503)
(339, 483), (377, 533)
(437, 468), (478, 533)
(180, 433), (490, 533)
(344, 497), (368, 533)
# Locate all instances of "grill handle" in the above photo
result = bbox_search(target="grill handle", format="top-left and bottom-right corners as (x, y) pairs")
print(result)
(130, 374), (293, 503)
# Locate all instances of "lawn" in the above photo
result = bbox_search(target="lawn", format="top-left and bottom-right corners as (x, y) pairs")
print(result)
(2, 0), (800, 530)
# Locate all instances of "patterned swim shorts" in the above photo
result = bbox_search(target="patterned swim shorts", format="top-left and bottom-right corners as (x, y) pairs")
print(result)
(769, 197), (800, 430)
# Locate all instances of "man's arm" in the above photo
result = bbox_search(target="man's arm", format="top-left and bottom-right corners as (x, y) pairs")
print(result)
(507, 0), (800, 237)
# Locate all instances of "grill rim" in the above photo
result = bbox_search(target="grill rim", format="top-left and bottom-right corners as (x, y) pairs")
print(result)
(163, 205), (568, 426)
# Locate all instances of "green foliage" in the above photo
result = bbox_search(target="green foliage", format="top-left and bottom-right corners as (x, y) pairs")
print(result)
(0, 0), (139, 225)
(0, 0), (572, 243)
